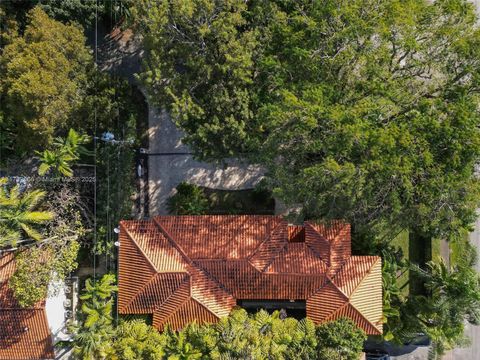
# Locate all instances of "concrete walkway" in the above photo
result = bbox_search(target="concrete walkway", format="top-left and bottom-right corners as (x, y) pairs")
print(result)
(95, 26), (265, 216)
(146, 106), (264, 215)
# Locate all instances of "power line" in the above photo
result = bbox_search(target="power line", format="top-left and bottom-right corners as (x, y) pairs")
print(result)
(93, 0), (98, 281)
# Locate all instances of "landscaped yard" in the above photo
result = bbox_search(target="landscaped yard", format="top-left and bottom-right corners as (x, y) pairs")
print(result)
(203, 187), (275, 215)
(390, 230), (410, 297)
(389, 231), (443, 297)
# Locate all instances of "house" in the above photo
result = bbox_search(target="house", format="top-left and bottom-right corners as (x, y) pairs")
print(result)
(118, 215), (383, 335)
(0, 253), (54, 360)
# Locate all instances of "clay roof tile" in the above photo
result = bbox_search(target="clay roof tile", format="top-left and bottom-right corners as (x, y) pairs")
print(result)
(119, 216), (382, 335)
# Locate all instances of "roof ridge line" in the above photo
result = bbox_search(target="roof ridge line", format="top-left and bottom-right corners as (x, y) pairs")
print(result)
(118, 222), (159, 313)
(304, 222), (332, 243)
(257, 243), (289, 273)
(248, 217), (286, 261)
(337, 256), (381, 298)
(248, 218), (288, 272)
(304, 242), (330, 265)
(344, 301), (382, 335)
(190, 297), (221, 320)
(305, 220), (347, 242)
(262, 272), (328, 277)
(191, 262), (236, 297)
(137, 219), (237, 299)
(304, 223), (331, 265)
(152, 217), (194, 267)
(153, 273), (191, 312)
(308, 274), (348, 300)
(152, 275), (190, 316)
(120, 222), (158, 273)
(122, 272), (165, 313)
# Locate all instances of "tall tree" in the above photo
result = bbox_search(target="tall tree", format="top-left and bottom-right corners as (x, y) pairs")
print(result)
(114, 320), (165, 360)
(315, 318), (366, 360)
(406, 258), (480, 355)
(135, 0), (480, 241)
(0, 7), (92, 153)
(9, 240), (79, 307)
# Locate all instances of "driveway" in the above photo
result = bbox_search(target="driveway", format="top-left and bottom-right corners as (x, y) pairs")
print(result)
(146, 105), (264, 215)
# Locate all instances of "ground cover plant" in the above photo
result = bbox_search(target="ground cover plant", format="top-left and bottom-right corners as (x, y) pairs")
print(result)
(73, 274), (366, 360)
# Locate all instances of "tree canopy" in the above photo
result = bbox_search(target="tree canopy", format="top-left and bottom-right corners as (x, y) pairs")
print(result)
(0, 7), (92, 153)
(399, 257), (480, 354)
(135, 0), (480, 239)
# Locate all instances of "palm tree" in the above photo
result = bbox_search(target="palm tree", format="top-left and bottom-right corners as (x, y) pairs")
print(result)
(381, 251), (405, 341)
(73, 327), (115, 360)
(79, 274), (117, 329)
(73, 274), (118, 359)
(410, 258), (480, 355)
(81, 274), (118, 301)
(37, 128), (90, 177)
(0, 178), (53, 247)
(163, 328), (203, 360)
(114, 320), (165, 359)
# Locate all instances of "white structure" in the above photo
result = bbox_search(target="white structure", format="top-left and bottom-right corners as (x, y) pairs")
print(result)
(45, 277), (78, 344)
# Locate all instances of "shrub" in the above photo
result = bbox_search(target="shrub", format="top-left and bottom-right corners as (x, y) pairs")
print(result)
(316, 318), (366, 360)
(167, 182), (209, 215)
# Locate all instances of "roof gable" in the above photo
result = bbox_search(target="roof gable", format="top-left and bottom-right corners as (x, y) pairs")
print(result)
(0, 254), (54, 360)
(119, 216), (382, 335)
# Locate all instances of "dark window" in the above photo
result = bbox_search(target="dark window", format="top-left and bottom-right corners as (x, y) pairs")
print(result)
(237, 300), (306, 319)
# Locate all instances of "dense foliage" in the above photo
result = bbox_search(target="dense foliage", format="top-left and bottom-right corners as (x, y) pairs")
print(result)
(168, 182), (276, 215)
(37, 129), (90, 177)
(397, 257), (480, 355)
(167, 182), (210, 215)
(73, 274), (118, 360)
(135, 0), (480, 243)
(73, 274), (366, 360)
(0, 177), (53, 247)
(0, 0), (131, 30)
(8, 180), (87, 307)
(2, 1), (480, 357)
(9, 240), (79, 307)
(89, 77), (145, 257)
(316, 319), (366, 360)
(0, 7), (92, 154)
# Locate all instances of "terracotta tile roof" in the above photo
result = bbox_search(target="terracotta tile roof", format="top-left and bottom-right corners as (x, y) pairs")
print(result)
(0, 254), (54, 360)
(265, 243), (328, 274)
(118, 216), (383, 335)
(154, 215), (282, 259)
(249, 220), (288, 271)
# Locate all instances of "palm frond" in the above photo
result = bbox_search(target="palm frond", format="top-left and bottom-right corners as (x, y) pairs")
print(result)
(19, 223), (42, 241)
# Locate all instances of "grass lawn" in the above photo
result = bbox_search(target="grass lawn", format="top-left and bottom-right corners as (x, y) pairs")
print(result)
(450, 232), (474, 268)
(389, 230), (410, 296)
(389, 230), (442, 297)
